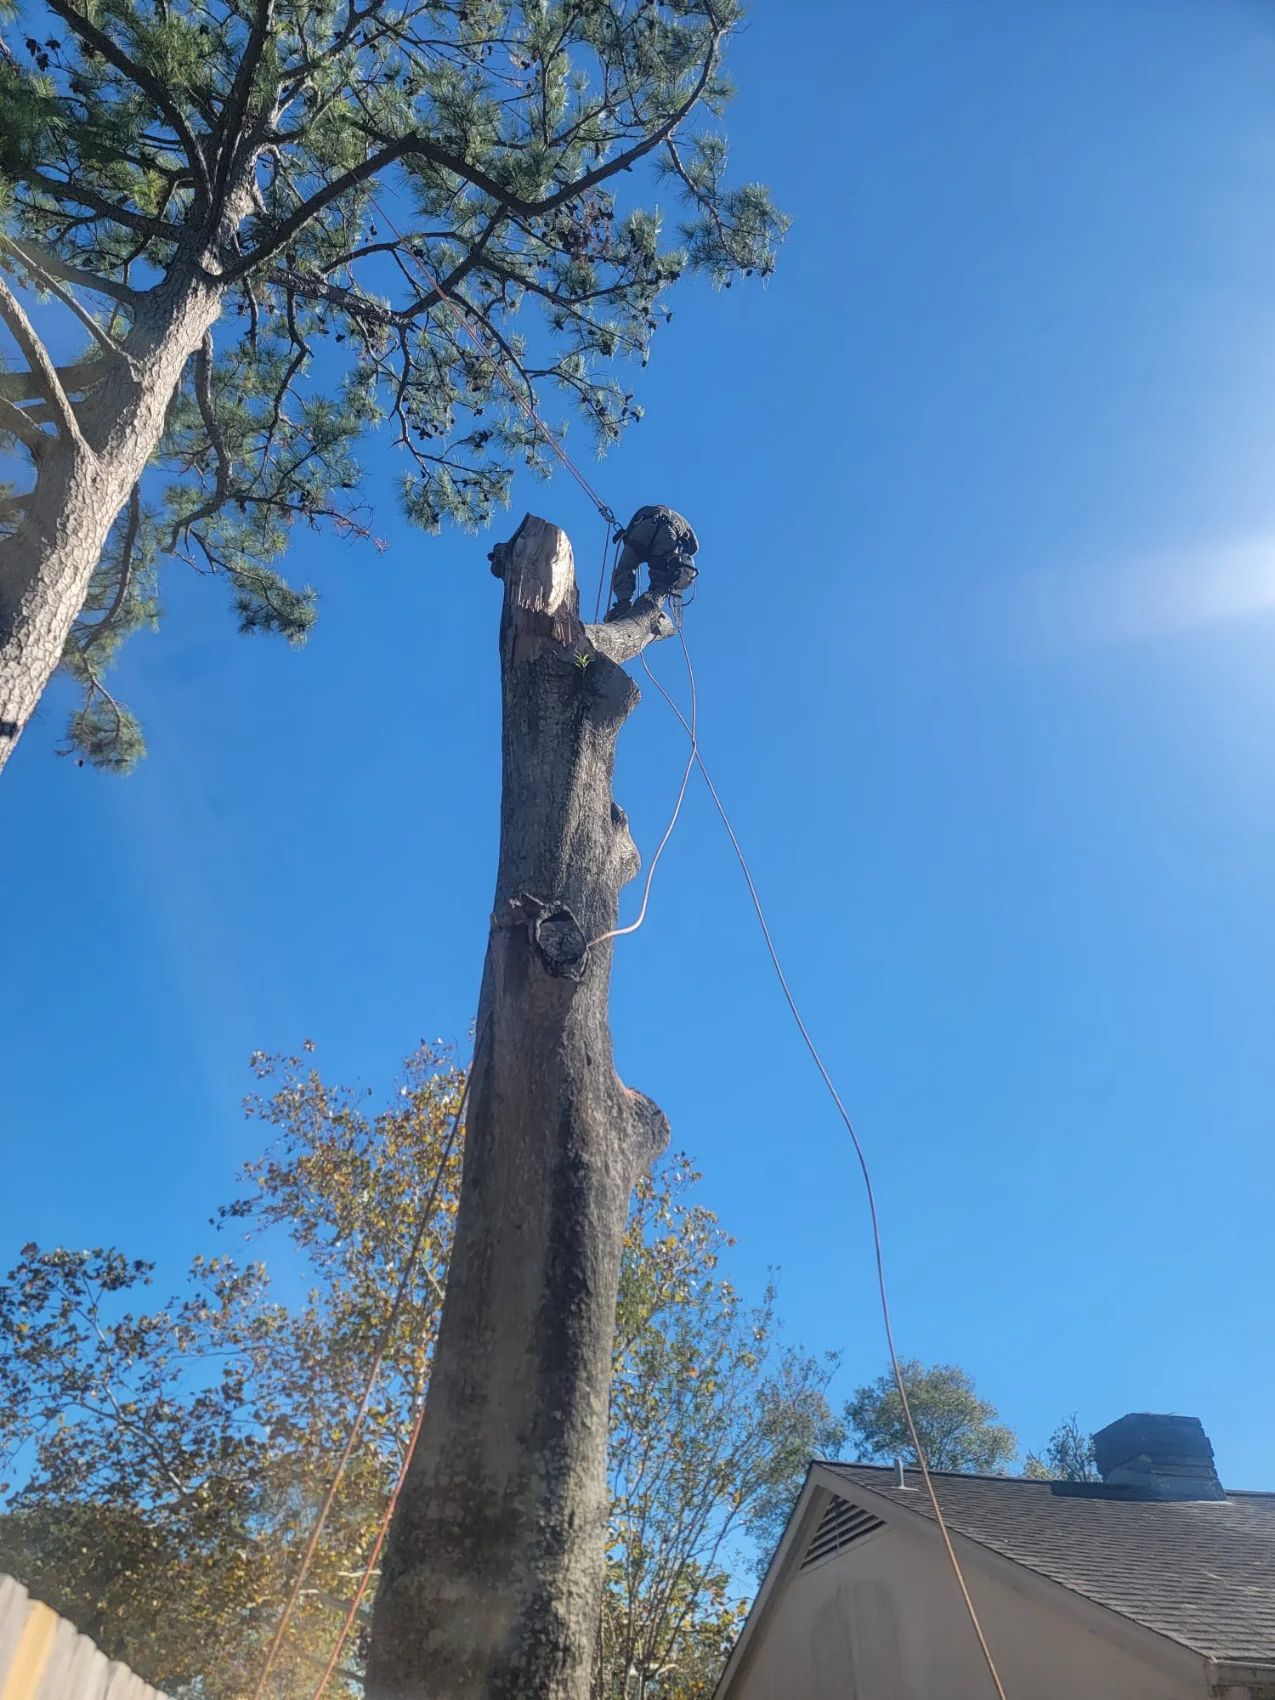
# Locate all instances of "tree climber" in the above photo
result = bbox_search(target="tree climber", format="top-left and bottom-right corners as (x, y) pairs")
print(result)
(604, 505), (699, 620)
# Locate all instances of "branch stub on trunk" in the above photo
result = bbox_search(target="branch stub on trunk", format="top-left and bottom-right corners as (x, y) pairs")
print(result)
(509, 892), (590, 981)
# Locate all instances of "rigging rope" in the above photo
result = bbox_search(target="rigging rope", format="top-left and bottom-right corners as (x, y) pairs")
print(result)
(588, 607), (698, 951)
(640, 631), (1009, 1700)
(251, 1062), (474, 1700)
(308, 1392), (429, 1700)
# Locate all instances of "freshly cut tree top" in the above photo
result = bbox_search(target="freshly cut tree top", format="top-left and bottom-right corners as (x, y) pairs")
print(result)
(0, 0), (783, 766)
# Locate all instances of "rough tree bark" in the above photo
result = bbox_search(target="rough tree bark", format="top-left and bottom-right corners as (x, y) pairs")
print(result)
(0, 173), (260, 774)
(0, 275), (223, 768)
(365, 515), (676, 1700)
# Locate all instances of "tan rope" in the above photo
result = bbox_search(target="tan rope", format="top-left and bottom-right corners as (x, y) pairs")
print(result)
(640, 633), (1009, 1700)
(588, 609), (698, 951)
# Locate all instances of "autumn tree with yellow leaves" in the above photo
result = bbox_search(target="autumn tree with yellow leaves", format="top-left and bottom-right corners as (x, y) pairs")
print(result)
(0, 1042), (837, 1699)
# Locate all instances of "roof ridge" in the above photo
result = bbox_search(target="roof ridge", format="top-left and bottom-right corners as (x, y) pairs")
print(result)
(826, 1461), (1056, 1486)
(825, 1461), (1275, 1498)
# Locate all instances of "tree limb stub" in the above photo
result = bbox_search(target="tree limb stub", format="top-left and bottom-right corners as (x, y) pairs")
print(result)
(366, 515), (673, 1700)
(0, 360), (109, 405)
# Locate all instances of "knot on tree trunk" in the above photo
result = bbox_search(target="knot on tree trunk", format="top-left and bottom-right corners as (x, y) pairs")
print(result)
(509, 892), (590, 981)
(623, 1087), (673, 1165)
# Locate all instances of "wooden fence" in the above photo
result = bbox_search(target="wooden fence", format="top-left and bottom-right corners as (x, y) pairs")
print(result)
(0, 1575), (168, 1700)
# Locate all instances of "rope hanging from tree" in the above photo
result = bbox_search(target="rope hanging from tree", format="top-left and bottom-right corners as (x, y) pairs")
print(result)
(277, 220), (1008, 1700)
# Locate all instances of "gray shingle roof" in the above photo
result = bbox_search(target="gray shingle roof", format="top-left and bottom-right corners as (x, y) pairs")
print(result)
(825, 1463), (1275, 1666)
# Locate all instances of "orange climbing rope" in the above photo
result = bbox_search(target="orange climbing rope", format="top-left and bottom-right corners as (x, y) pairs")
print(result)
(250, 1063), (473, 1700)
(307, 1390), (430, 1699)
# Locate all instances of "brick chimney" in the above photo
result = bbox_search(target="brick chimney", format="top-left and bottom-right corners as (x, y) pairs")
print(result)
(1093, 1413), (1225, 1501)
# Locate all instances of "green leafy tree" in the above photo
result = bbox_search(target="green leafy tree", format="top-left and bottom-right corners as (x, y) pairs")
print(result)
(0, 1044), (833, 1700)
(1023, 1415), (1099, 1483)
(0, 0), (785, 772)
(845, 1359), (1019, 1475)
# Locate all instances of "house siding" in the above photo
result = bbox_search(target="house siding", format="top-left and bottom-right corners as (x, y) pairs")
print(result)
(727, 1519), (1208, 1700)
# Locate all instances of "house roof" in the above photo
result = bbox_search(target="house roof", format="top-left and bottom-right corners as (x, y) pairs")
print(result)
(824, 1463), (1275, 1666)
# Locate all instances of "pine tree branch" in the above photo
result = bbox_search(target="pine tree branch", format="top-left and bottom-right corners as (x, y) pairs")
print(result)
(0, 273), (84, 448)
(266, 216), (501, 329)
(166, 331), (232, 549)
(43, 0), (212, 205)
(275, 0), (377, 101)
(586, 596), (675, 664)
(494, 35), (723, 219)
(0, 396), (47, 453)
(321, 239), (424, 273)
(79, 484), (141, 653)
(0, 360), (107, 403)
(24, 169), (169, 240)
(229, 38), (720, 289)
(267, 265), (400, 326)
(398, 213), (504, 318)
(5, 238), (140, 307)
(1, 240), (136, 372)
(211, 0), (276, 218)
(663, 137), (734, 262)
(474, 255), (643, 320)
(224, 139), (533, 283)
(248, 290), (309, 477)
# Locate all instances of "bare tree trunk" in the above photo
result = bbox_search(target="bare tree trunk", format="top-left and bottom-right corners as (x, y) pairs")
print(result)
(366, 515), (675, 1700)
(0, 273), (224, 773)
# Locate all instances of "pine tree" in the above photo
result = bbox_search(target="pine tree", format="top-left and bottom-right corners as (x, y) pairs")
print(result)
(0, 0), (783, 771)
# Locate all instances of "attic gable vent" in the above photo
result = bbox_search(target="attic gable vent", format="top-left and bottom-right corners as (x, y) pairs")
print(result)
(800, 1494), (885, 1569)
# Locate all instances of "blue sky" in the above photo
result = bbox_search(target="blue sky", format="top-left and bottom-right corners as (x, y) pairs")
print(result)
(5, 0), (1275, 1485)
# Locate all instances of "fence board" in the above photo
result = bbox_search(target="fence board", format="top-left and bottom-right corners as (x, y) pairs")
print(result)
(0, 1577), (168, 1700)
